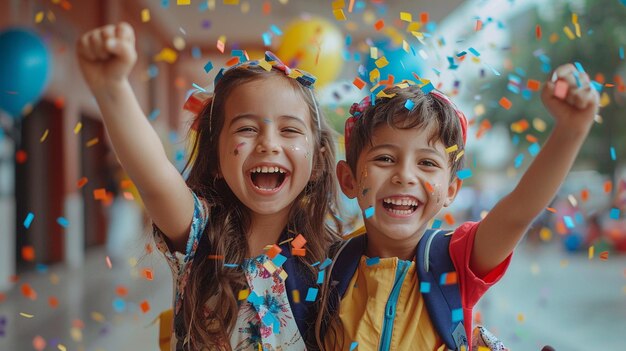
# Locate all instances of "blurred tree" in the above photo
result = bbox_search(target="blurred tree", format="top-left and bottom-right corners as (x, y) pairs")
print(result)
(479, 0), (626, 177)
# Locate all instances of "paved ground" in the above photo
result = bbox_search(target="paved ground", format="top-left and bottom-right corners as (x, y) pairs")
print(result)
(1, 239), (624, 350)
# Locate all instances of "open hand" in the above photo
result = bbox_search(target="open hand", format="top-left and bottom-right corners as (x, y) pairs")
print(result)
(76, 22), (137, 91)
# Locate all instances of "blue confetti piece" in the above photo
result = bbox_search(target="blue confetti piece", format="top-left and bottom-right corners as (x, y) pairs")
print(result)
(35, 264), (48, 273)
(203, 60), (213, 73)
(175, 150), (185, 162)
(305, 288), (318, 302)
(247, 291), (263, 306)
(563, 216), (575, 229)
(366, 257), (380, 266)
(439, 273), (449, 285)
(319, 258), (332, 270)
(311, 261), (320, 267)
(574, 62), (585, 73)
(420, 282), (431, 293)
(522, 89), (532, 100)
(364, 206), (375, 218)
(421, 82), (435, 94)
(484, 63), (501, 76)
(113, 298), (126, 313)
(272, 253), (287, 267)
(316, 270), (325, 284)
(192, 46), (201, 59)
(468, 47), (480, 57)
(345, 35), (352, 46)
(262, 32), (272, 46)
(192, 83), (206, 92)
(456, 51), (467, 58)
(24, 212), (34, 229)
(456, 168), (472, 180)
(0, 127), (4, 141)
(161, 0), (169, 9)
(224, 263), (239, 268)
(270, 24), (282, 36)
(198, 0), (208, 11)
(404, 99), (415, 110)
(451, 308), (463, 323)
(620, 47), (624, 60)
(432, 219), (442, 229)
(573, 71), (581, 88)
(610, 147), (616, 161)
(514, 153), (524, 169)
(350, 341), (358, 351)
(591, 81), (603, 92)
(528, 143), (540, 157)
(610, 208), (620, 220)
(432, 67), (441, 76)
(148, 109), (160, 121)
(57, 217), (69, 228)
(575, 212), (585, 224)
(148, 64), (159, 78)
(512, 135), (520, 145)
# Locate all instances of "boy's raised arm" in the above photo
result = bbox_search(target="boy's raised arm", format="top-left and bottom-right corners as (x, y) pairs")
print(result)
(77, 22), (193, 251)
(472, 64), (599, 276)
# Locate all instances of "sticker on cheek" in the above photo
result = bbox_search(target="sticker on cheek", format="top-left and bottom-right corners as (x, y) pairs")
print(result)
(234, 142), (246, 155)
(424, 181), (435, 194)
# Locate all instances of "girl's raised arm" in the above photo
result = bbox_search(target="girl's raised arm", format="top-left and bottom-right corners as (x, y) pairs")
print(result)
(77, 22), (193, 251)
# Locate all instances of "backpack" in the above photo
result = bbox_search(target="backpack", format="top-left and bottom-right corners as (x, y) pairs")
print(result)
(323, 228), (468, 351)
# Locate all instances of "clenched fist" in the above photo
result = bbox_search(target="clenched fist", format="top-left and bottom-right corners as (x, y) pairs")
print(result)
(76, 22), (137, 91)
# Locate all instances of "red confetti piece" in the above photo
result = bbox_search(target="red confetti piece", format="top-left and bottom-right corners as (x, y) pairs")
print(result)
(604, 180), (612, 193)
(420, 12), (429, 23)
(225, 56), (240, 67)
(22, 246), (35, 261)
(535, 24), (542, 40)
(499, 97), (512, 110)
(116, 285), (128, 297)
(21, 283), (37, 300)
(142, 268), (154, 281)
(15, 150), (28, 164)
(77, 177), (88, 188)
(352, 77), (365, 90)
(93, 188), (107, 201)
(527, 79), (541, 91)
(140, 300), (150, 313)
(48, 296), (59, 308)
(599, 251), (609, 261)
(581, 189), (589, 202)
(374, 19), (384, 31)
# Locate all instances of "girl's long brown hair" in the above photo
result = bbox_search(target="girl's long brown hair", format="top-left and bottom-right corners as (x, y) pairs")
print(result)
(180, 65), (342, 349)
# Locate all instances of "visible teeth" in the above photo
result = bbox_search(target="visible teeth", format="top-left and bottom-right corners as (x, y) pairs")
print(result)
(383, 198), (418, 206)
(389, 209), (413, 215)
(251, 166), (286, 174)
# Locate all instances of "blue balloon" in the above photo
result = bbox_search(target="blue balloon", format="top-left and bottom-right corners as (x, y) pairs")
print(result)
(361, 39), (426, 86)
(0, 28), (51, 118)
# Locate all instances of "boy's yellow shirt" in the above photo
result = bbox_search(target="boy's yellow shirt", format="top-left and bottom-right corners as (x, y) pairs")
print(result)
(325, 230), (446, 350)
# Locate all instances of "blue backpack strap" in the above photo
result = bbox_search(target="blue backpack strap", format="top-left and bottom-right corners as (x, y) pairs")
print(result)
(319, 234), (367, 338)
(416, 229), (467, 351)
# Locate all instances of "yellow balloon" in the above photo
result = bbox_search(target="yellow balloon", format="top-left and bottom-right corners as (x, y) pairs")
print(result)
(276, 17), (344, 88)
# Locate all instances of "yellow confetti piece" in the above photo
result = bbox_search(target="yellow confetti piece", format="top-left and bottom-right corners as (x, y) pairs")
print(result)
(141, 9), (150, 22)
(374, 56), (389, 68)
(292, 289), (300, 303)
(407, 22), (422, 32)
(86, 138), (99, 147)
(154, 48), (178, 64)
(35, 11), (45, 23)
(369, 68), (380, 83)
(91, 312), (105, 322)
(517, 313), (525, 323)
(600, 92), (610, 107)
(258, 59), (272, 71)
(333, 9), (347, 21)
(560, 259), (569, 267)
(20, 312), (34, 318)
(279, 269), (288, 281)
(223, 0), (239, 4)
(238, 289), (250, 300)
(177, 0), (191, 5)
(400, 12), (412, 22)
(572, 13), (578, 24)
(40, 129), (49, 143)
(70, 327), (82, 342)
(477, 347), (490, 351)
(73, 122), (82, 134)
(402, 40), (410, 53)
(263, 260), (277, 274)
(539, 227), (552, 241)
(474, 104), (485, 116)
(530, 263), (540, 275)
(47, 10), (56, 22)
(454, 150), (465, 162)
(574, 23), (581, 38)
(58, 344), (67, 351)
(369, 47), (378, 60)
(331, 0), (345, 10)
(588, 246), (594, 260)
(563, 26), (575, 40)
(533, 118), (547, 132)
(445, 145), (458, 153)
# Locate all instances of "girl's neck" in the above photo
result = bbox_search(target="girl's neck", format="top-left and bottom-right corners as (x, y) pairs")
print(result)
(246, 208), (291, 257)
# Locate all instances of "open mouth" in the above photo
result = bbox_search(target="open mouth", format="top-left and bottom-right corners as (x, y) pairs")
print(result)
(249, 166), (288, 191)
(382, 197), (419, 216)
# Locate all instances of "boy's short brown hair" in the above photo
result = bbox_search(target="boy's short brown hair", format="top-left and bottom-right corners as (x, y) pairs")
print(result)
(345, 85), (466, 180)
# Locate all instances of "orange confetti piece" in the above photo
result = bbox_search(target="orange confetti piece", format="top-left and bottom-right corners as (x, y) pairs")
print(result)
(77, 177), (88, 188)
(424, 181), (434, 193)
(420, 12), (429, 23)
(21, 283), (37, 300)
(525, 135), (538, 143)
(291, 234), (307, 249)
(22, 246), (35, 261)
(499, 97), (512, 110)
(527, 79), (541, 91)
(208, 254), (224, 260)
(555, 220), (567, 235)
(145, 243), (153, 254)
(535, 24), (542, 40)
(444, 213), (455, 225)
(352, 77), (365, 90)
(122, 191), (134, 200)
(116, 285), (128, 297)
(546, 207), (557, 213)
(374, 19), (384, 31)
(292, 248), (306, 256)
(93, 188), (107, 201)
(48, 296), (59, 308)
(140, 300), (150, 313)
(266, 244), (281, 259)
(262, 0), (271, 15)
(581, 189), (589, 202)
(142, 268), (154, 281)
(225, 56), (240, 67)
(443, 271), (458, 285)
(604, 181), (612, 193)
(475, 19), (483, 31)
(599, 251), (609, 261)
(86, 138), (99, 147)
(33, 335), (46, 351)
